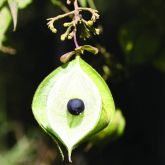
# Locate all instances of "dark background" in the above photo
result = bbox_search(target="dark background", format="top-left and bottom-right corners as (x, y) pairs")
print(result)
(0, 0), (165, 164)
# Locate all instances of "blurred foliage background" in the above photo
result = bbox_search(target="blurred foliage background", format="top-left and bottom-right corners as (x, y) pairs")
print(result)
(0, 0), (165, 164)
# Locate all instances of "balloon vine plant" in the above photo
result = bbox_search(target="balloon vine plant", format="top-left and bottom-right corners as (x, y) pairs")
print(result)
(32, 0), (125, 163)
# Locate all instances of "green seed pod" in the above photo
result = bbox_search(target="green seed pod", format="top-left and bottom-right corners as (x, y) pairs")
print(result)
(88, 109), (126, 146)
(32, 56), (115, 162)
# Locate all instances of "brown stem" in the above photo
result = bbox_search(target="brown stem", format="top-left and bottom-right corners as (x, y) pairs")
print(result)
(73, 0), (79, 48)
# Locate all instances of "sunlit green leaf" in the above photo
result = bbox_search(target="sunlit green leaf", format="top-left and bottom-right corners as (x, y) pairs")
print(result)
(0, 7), (12, 47)
(17, 0), (32, 9)
(87, 0), (96, 9)
(51, 0), (61, 6)
(7, 0), (18, 31)
(0, 0), (6, 7)
(6, 0), (32, 31)
(78, 0), (87, 7)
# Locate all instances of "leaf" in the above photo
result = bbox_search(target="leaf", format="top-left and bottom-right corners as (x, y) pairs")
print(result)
(87, 0), (96, 9)
(51, 0), (61, 6)
(78, 0), (87, 7)
(75, 45), (99, 55)
(81, 45), (99, 54)
(7, 0), (32, 31)
(0, 7), (12, 47)
(17, 0), (32, 9)
(7, 0), (18, 31)
(0, 0), (6, 7)
(32, 56), (115, 162)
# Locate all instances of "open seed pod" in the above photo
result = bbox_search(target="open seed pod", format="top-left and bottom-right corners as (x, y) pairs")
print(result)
(32, 55), (115, 162)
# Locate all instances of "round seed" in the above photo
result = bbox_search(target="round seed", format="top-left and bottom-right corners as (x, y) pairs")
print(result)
(67, 99), (85, 115)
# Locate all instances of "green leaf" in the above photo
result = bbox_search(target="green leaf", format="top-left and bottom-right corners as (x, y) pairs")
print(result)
(7, 0), (18, 31)
(17, 0), (32, 9)
(87, 0), (96, 9)
(81, 45), (99, 54)
(51, 0), (61, 6)
(0, 0), (6, 7)
(0, 7), (12, 47)
(78, 0), (87, 7)
(32, 56), (115, 162)
(7, 0), (32, 31)
(75, 45), (99, 55)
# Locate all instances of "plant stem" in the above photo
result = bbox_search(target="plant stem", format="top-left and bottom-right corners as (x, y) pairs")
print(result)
(73, 0), (79, 48)
(47, 11), (74, 22)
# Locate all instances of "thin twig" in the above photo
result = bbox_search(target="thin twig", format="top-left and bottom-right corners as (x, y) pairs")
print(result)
(73, 0), (80, 48)
(47, 6), (98, 33)
(47, 11), (75, 22)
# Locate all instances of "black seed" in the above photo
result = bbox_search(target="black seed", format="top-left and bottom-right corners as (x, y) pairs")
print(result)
(67, 99), (85, 115)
